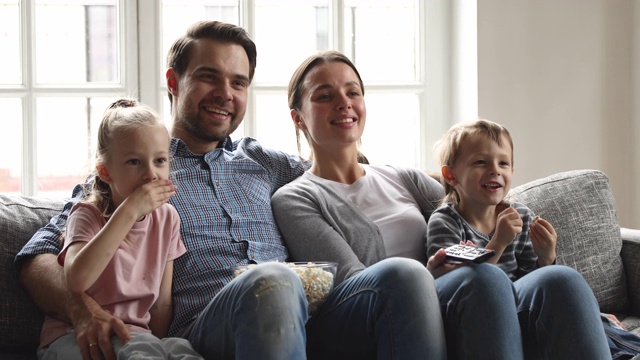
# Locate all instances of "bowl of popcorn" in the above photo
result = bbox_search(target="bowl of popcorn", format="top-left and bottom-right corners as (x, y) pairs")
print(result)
(233, 262), (337, 315)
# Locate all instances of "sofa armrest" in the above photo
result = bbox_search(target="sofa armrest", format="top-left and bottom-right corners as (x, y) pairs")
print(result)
(621, 227), (640, 316)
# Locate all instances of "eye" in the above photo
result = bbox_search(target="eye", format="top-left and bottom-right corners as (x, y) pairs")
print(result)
(232, 79), (248, 88)
(126, 159), (140, 165)
(500, 161), (510, 167)
(156, 157), (169, 165)
(475, 159), (486, 165)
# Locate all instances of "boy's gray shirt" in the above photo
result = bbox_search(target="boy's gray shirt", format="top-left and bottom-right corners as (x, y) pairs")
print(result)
(271, 165), (444, 285)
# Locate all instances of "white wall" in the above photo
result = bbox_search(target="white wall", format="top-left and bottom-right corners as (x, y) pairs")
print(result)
(477, 0), (639, 229)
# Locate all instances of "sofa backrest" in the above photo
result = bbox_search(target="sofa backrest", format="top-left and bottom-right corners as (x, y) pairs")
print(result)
(0, 195), (65, 355)
(509, 169), (627, 313)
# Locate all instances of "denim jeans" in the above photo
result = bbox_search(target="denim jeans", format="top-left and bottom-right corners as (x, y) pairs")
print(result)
(183, 262), (308, 360)
(184, 258), (445, 360)
(602, 314), (640, 359)
(436, 264), (610, 360)
(305, 257), (447, 360)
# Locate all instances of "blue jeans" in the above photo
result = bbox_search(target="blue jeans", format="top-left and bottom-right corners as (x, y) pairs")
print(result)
(305, 257), (447, 360)
(183, 262), (308, 360)
(437, 264), (609, 360)
(183, 258), (445, 360)
(602, 314), (640, 359)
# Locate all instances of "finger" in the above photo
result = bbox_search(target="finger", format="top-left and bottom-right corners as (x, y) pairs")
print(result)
(96, 336), (115, 360)
(427, 249), (447, 271)
(112, 319), (131, 345)
(88, 340), (103, 360)
(76, 331), (93, 360)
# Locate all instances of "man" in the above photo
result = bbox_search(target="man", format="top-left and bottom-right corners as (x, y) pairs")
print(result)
(16, 20), (447, 360)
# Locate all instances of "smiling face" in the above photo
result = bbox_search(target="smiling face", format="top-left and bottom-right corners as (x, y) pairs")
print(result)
(167, 38), (250, 154)
(98, 125), (171, 208)
(444, 133), (514, 211)
(292, 61), (366, 156)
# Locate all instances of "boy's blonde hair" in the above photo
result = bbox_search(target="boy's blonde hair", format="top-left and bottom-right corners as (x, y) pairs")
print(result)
(433, 118), (514, 205)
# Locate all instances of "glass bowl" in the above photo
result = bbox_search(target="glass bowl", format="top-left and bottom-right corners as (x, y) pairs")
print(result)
(233, 261), (337, 315)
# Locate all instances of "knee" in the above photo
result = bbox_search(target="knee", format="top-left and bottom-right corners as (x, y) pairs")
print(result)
(440, 263), (514, 298)
(531, 265), (589, 294)
(373, 258), (433, 287)
(243, 263), (305, 296)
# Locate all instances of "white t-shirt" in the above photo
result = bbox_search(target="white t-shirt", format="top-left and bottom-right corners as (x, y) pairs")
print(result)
(305, 165), (427, 261)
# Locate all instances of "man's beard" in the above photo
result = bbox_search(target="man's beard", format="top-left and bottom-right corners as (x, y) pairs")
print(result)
(178, 107), (241, 143)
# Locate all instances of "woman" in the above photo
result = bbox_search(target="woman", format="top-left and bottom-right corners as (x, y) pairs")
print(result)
(272, 51), (553, 359)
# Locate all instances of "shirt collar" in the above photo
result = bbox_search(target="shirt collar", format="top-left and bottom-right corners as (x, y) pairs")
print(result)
(170, 136), (234, 156)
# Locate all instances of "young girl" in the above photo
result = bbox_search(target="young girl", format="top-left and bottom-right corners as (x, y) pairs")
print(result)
(427, 118), (610, 359)
(37, 99), (203, 359)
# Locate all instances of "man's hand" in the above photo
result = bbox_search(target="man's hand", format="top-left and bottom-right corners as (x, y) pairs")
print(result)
(69, 292), (130, 360)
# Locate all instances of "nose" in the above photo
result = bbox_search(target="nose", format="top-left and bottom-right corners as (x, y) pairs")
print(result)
(142, 165), (158, 182)
(488, 162), (501, 176)
(335, 92), (352, 110)
(213, 81), (233, 102)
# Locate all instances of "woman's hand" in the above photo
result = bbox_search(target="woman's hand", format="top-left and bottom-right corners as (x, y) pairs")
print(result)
(530, 217), (557, 266)
(426, 248), (464, 279)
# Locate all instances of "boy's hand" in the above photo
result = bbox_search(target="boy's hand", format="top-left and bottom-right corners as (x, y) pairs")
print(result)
(494, 206), (523, 247)
(530, 217), (557, 266)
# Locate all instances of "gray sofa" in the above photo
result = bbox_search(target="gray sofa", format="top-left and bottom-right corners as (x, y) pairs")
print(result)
(1, 169), (639, 359)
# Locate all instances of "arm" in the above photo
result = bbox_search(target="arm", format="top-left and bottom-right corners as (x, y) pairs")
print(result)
(149, 260), (174, 339)
(426, 209), (469, 278)
(17, 184), (128, 356)
(65, 179), (176, 292)
(272, 182), (383, 285)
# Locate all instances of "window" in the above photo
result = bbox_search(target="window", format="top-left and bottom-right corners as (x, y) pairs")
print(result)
(3, 0), (464, 198)
(0, 0), (137, 197)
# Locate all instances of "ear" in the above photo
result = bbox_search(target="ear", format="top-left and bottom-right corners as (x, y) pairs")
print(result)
(96, 164), (112, 184)
(291, 109), (307, 131)
(441, 165), (457, 186)
(166, 68), (178, 96)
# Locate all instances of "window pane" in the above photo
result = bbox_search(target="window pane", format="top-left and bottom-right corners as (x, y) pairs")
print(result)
(254, 0), (329, 84)
(344, 0), (418, 83)
(0, 1), (21, 84)
(35, 1), (118, 84)
(254, 93), (300, 157)
(36, 97), (117, 197)
(0, 98), (22, 194)
(162, 0), (239, 80)
(360, 93), (419, 167)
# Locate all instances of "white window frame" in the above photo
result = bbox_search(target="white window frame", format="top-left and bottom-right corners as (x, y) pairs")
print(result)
(1, 0), (139, 196)
(6, 0), (476, 197)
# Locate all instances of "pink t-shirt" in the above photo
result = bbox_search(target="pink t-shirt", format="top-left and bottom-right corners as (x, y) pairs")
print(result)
(39, 202), (185, 348)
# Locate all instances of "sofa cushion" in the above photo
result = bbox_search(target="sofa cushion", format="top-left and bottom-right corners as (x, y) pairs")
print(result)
(0, 195), (65, 354)
(509, 170), (628, 313)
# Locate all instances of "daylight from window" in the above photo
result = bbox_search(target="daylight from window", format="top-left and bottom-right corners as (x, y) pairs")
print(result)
(1, 0), (423, 198)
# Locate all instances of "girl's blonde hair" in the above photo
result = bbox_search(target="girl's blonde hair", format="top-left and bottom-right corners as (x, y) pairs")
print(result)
(86, 98), (167, 217)
(433, 118), (514, 205)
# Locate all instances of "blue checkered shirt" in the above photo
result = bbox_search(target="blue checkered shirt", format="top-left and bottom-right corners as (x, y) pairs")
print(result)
(16, 136), (308, 336)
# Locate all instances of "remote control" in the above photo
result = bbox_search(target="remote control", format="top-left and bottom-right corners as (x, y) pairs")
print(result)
(444, 244), (495, 264)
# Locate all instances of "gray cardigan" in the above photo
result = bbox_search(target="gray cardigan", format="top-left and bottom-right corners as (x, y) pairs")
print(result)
(271, 165), (445, 285)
